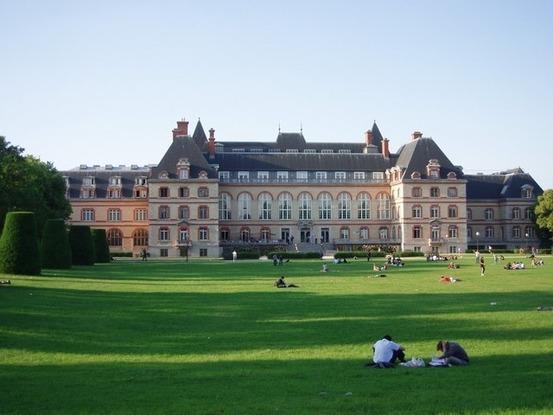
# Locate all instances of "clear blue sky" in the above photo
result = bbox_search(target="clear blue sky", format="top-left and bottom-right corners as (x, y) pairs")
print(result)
(1, 0), (552, 189)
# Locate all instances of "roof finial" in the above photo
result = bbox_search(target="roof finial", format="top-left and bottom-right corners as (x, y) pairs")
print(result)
(278, 122), (281, 133)
(300, 121), (303, 134)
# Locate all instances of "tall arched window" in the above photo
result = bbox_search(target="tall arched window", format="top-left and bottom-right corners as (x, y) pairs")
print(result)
(298, 192), (312, 220)
(258, 193), (272, 220)
(357, 193), (371, 219)
(278, 192), (292, 220)
(238, 193), (252, 220)
(376, 193), (390, 219)
(133, 229), (148, 246)
(219, 193), (231, 220)
(107, 229), (123, 246)
(338, 192), (351, 220)
(318, 192), (332, 220)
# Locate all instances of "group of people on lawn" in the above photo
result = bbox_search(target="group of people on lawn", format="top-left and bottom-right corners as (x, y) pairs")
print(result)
(369, 335), (469, 368)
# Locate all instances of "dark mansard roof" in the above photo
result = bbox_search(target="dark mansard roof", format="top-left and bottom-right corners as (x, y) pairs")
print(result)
(465, 171), (543, 199)
(64, 169), (149, 198)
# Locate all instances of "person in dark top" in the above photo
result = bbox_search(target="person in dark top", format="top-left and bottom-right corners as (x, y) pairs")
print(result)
(436, 340), (469, 365)
(274, 276), (298, 288)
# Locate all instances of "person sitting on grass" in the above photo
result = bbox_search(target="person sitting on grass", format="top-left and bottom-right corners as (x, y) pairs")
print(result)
(436, 340), (469, 366)
(368, 335), (406, 368)
(274, 276), (298, 288)
(321, 263), (330, 272)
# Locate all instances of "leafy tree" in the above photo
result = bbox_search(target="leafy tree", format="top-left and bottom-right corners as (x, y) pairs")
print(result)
(41, 219), (72, 269)
(69, 225), (95, 266)
(534, 190), (553, 244)
(92, 229), (111, 263)
(0, 212), (41, 275)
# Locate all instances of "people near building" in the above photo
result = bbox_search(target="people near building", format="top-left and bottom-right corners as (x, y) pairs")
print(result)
(479, 256), (485, 276)
(274, 276), (298, 288)
(273, 254), (278, 266)
(447, 261), (459, 269)
(141, 248), (148, 261)
(370, 335), (406, 367)
(436, 340), (469, 366)
(321, 263), (329, 272)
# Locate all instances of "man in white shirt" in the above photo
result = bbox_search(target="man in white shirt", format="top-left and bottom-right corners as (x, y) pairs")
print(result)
(372, 335), (406, 367)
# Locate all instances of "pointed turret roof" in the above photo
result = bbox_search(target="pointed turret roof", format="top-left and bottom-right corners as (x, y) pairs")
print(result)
(371, 122), (383, 151)
(192, 119), (208, 149)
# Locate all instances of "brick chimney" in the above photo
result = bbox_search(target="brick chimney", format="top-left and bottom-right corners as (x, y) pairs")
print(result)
(412, 131), (423, 141)
(172, 118), (189, 138)
(382, 138), (390, 158)
(208, 128), (216, 159)
(364, 130), (373, 146)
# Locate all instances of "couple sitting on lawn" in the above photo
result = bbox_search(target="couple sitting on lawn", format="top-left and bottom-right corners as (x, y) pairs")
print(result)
(367, 335), (469, 368)
(274, 276), (299, 288)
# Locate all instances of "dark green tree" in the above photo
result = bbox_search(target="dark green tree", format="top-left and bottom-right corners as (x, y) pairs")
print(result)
(40, 219), (72, 269)
(534, 190), (553, 246)
(69, 225), (95, 266)
(92, 229), (111, 263)
(0, 212), (41, 275)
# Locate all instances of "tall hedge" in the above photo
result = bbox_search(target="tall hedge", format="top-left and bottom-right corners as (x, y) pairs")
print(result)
(92, 229), (111, 263)
(0, 211), (41, 275)
(69, 225), (95, 265)
(40, 219), (72, 269)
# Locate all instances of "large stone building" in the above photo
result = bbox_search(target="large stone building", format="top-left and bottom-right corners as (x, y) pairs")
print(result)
(62, 118), (542, 257)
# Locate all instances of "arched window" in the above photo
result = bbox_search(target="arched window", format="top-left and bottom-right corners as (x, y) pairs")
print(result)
(258, 193), (272, 220)
(158, 205), (170, 220)
(238, 193), (252, 220)
(318, 192), (332, 220)
(219, 193), (232, 220)
(357, 193), (371, 219)
(133, 229), (148, 246)
(107, 229), (122, 246)
(525, 208), (534, 220)
(376, 193), (390, 219)
(278, 192), (292, 220)
(338, 192), (351, 220)
(521, 185), (533, 198)
(298, 192), (312, 220)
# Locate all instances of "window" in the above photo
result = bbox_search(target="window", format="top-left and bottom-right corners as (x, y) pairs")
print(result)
(339, 149), (351, 154)
(335, 172), (346, 181)
(413, 226), (422, 239)
(430, 205), (440, 219)
(485, 226), (494, 238)
(449, 246), (457, 254)
(220, 228), (230, 241)
(133, 229), (148, 246)
(178, 168), (189, 180)
(521, 186), (533, 198)
(158, 206), (170, 220)
(83, 176), (95, 186)
(354, 172), (366, 180)
(108, 188), (121, 199)
(296, 171), (308, 182)
(135, 176), (147, 186)
(304, 149), (316, 153)
(160, 248), (168, 257)
(431, 227), (440, 241)
(512, 226), (521, 238)
(430, 187), (440, 197)
(179, 227), (189, 242)
(467, 227), (472, 238)
(339, 227), (350, 240)
(80, 208), (94, 221)
(372, 172), (384, 180)
(238, 193), (252, 220)
(525, 208), (534, 220)
(178, 205), (190, 220)
(276, 171), (288, 182)
(448, 205), (458, 218)
(316, 171), (327, 181)
(260, 227), (271, 241)
(447, 187), (458, 197)
(414, 246), (421, 252)
(237, 171), (249, 182)
(525, 226), (535, 238)
(412, 187), (422, 198)
(134, 209), (148, 221)
(278, 192), (292, 220)
(286, 149), (299, 153)
(108, 208), (121, 221)
(107, 229), (122, 246)
(219, 193), (231, 220)
(109, 176), (121, 186)
(198, 227), (209, 241)
(360, 227), (369, 240)
(240, 227), (250, 241)
(377, 193), (390, 219)
(319, 193), (332, 220)
(512, 207), (521, 219)
(199, 248), (208, 257)
(485, 208), (494, 220)
(448, 225), (458, 238)
(80, 189), (95, 198)
(379, 227), (388, 240)
(258, 193), (272, 220)
(257, 171), (269, 182)
(467, 208), (472, 220)
(159, 187), (169, 198)
(357, 193), (371, 219)
(412, 205), (422, 218)
(179, 187), (189, 198)
(198, 206), (209, 219)
(338, 192), (351, 220)
(134, 188), (148, 198)
(321, 149), (333, 154)
(198, 187), (209, 198)
(298, 192), (312, 220)
(218, 171), (229, 180)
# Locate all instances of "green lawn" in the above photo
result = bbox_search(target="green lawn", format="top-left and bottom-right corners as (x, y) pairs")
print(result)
(1, 255), (553, 414)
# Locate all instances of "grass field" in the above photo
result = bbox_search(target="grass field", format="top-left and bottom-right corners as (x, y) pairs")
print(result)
(1, 255), (553, 414)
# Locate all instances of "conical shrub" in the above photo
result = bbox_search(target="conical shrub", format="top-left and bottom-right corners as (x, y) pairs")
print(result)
(69, 225), (95, 265)
(0, 211), (41, 275)
(92, 229), (111, 263)
(40, 219), (72, 269)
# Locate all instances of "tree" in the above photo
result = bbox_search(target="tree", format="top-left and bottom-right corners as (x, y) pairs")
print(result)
(40, 219), (72, 269)
(0, 212), (41, 275)
(92, 229), (111, 263)
(534, 190), (553, 244)
(69, 225), (95, 266)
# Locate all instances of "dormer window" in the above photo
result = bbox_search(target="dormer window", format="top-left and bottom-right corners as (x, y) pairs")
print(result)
(321, 149), (333, 154)
(447, 172), (457, 180)
(304, 149), (316, 153)
(338, 149), (351, 154)
(159, 171), (169, 179)
(411, 171), (421, 179)
(286, 149), (299, 153)
(426, 159), (441, 178)
(108, 188), (121, 199)
(176, 158), (190, 180)
(521, 185), (533, 199)
(109, 176), (121, 186)
(82, 176), (95, 186)
(198, 170), (208, 179)
(372, 172), (384, 180)
(135, 176), (147, 186)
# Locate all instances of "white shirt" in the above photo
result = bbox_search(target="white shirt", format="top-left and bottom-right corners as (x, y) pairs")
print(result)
(373, 338), (401, 363)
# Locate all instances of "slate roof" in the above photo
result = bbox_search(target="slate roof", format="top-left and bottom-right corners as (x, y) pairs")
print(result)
(371, 122), (384, 152)
(466, 172), (543, 199)
(63, 170), (149, 199)
(192, 120), (208, 149)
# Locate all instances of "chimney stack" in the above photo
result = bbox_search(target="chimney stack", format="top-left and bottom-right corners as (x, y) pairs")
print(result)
(364, 130), (373, 146)
(208, 128), (216, 159)
(412, 131), (423, 141)
(172, 118), (189, 138)
(382, 138), (390, 158)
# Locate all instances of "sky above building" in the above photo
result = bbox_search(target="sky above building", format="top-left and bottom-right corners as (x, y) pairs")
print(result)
(1, 0), (552, 189)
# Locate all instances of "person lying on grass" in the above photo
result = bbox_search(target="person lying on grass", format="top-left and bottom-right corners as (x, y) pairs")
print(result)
(274, 276), (299, 288)
(436, 340), (469, 366)
(367, 335), (406, 368)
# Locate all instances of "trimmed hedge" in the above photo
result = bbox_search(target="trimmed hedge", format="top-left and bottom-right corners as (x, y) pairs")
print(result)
(69, 225), (95, 265)
(92, 229), (111, 263)
(40, 219), (72, 269)
(335, 251), (386, 259)
(111, 252), (133, 258)
(267, 252), (322, 259)
(0, 212), (41, 275)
